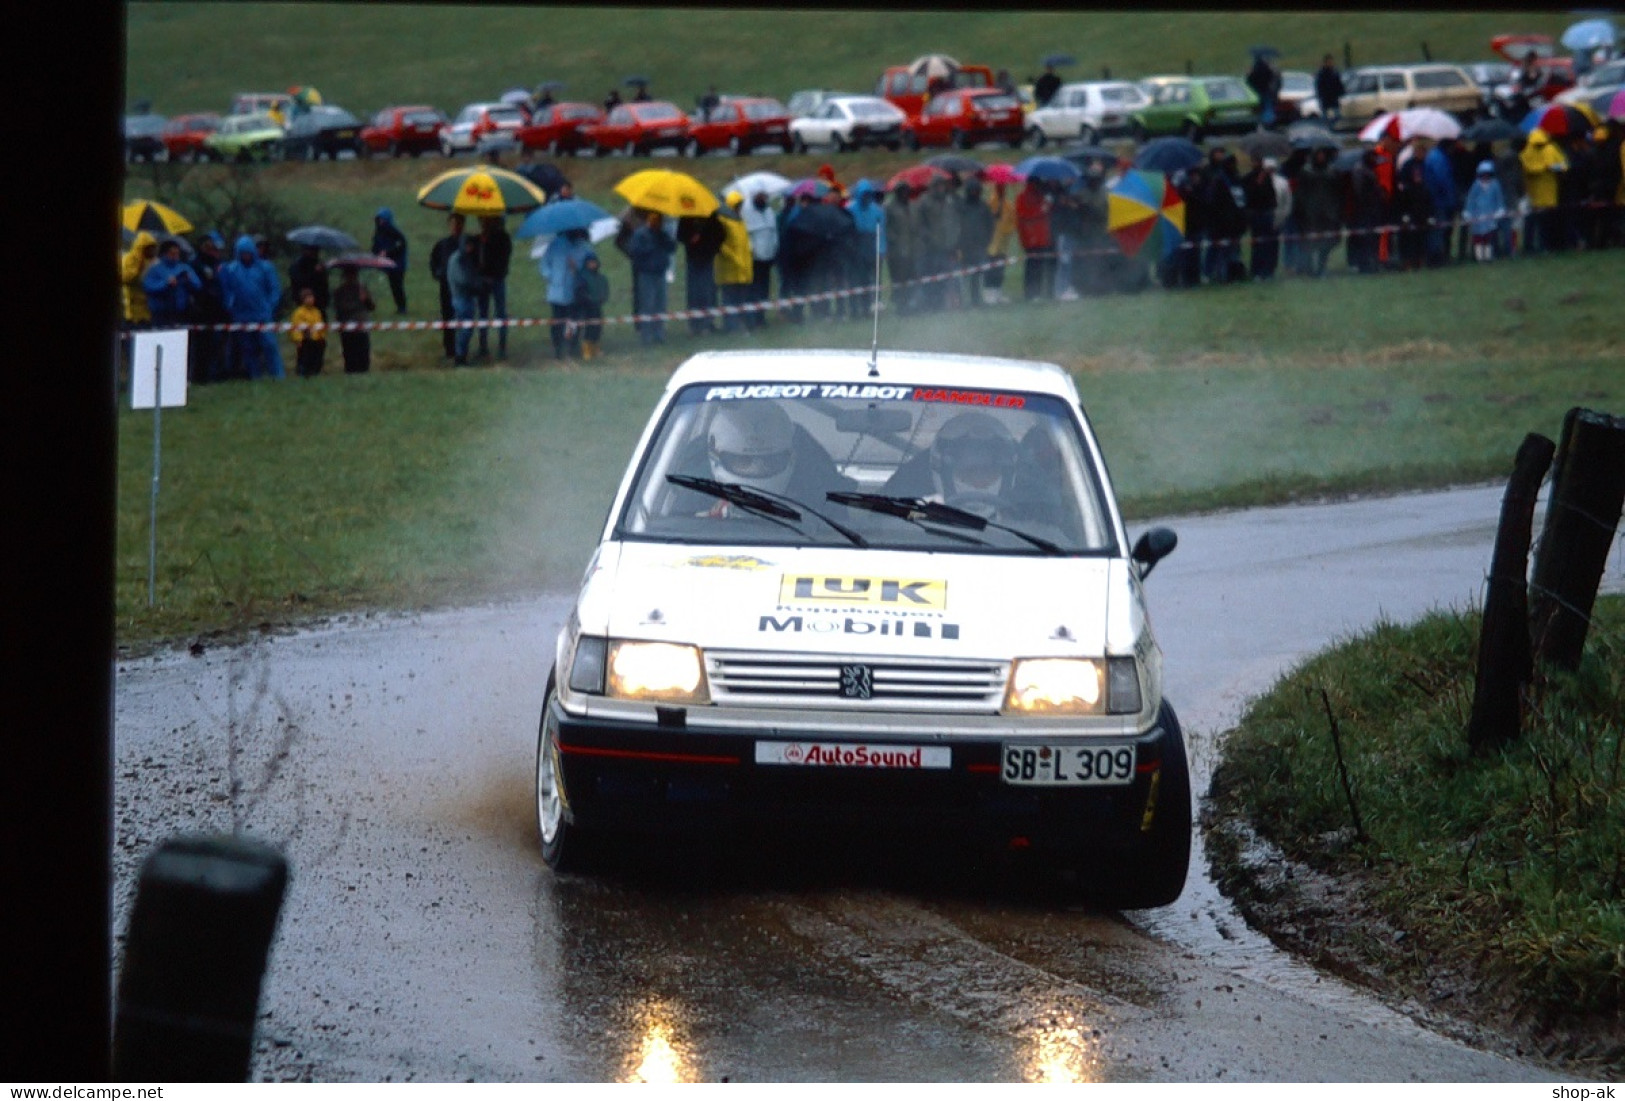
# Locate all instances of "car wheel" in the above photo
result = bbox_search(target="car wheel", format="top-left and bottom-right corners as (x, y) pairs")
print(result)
(904, 131), (919, 151)
(1025, 126), (1046, 150)
(950, 128), (968, 150)
(834, 133), (851, 153)
(236, 148), (252, 164)
(1131, 121), (1147, 143)
(684, 137), (702, 157)
(728, 135), (743, 156)
(792, 135), (807, 154)
(546, 138), (560, 157)
(1079, 124), (1097, 145)
(1181, 120), (1203, 144)
(781, 139), (794, 153)
(623, 140), (638, 157)
(536, 681), (596, 873)
(1088, 702), (1192, 910)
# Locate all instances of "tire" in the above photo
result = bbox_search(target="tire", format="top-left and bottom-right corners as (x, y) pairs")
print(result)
(951, 128), (968, 150)
(884, 140), (901, 152)
(623, 140), (638, 157)
(1089, 704), (1192, 910)
(1026, 126), (1047, 149)
(834, 133), (851, 153)
(388, 140), (400, 158)
(792, 134), (808, 154)
(1078, 124), (1097, 145)
(904, 131), (920, 151)
(728, 135), (743, 156)
(1131, 121), (1147, 143)
(781, 139), (794, 153)
(1181, 120), (1203, 144)
(684, 137), (702, 158)
(536, 681), (597, 873)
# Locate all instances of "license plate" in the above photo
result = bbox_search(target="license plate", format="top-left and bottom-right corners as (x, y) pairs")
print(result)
(336, 130), (356, 139)
(756, 741), (951, 769)
(1001, 744), (1136, 786)
(660, 127), (679, 135)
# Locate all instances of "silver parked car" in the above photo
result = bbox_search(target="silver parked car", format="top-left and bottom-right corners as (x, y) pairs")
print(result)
(1024, 80), (1150, 146)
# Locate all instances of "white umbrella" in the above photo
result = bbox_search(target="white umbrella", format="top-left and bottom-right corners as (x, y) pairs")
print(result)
(1561, 18), (1616, 52)
(907, 54), (961, 81)
(1358, 108), (1460, 143)
(500, 88), (533, 107)
(722, 170), (792, 201)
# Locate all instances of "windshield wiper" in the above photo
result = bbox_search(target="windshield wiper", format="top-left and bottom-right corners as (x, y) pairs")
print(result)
(826, 491), (1064, 555)
(667, 475), (868, 547)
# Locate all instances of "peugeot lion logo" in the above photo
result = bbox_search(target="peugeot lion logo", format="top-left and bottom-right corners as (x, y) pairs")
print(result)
(839, 664), (874, 700)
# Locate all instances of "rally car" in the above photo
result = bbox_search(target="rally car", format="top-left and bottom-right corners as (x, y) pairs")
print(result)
(535, 349), (1188, 907)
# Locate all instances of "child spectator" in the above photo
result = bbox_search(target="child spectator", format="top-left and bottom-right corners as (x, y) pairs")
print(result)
(575, 252), (609, 360)
(290, 287), (327, 377)
(333, 266), (375, 373)
(1462, 160), (1507, 263)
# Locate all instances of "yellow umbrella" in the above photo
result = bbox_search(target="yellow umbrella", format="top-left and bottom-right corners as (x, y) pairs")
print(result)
(416, 166), (548, 217)
(122, 199), (193, 236)
(613, 168), (719, 219)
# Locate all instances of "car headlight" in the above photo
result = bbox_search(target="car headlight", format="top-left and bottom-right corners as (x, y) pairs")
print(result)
(1002, 657), (1142, 716)
(573, 639), (708, 704)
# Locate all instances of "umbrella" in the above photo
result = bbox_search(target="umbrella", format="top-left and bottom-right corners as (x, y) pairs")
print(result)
(289, 86), (323, 109)
(781, 201), (853, 262)
(1561, 18), (1616, 52)
(1042, 53), (1077, 68)
(1331, 147), (1366, 176)
(516, 162), (570, 197)
(1014, 155), (1082, 183)
(416, 165), (548, 217)
(286, 225), (359, 251)
(1491, 34), (1554, 63)
(1133, 136), (1204, 174)
(122, 199), (193, 236)
(1286, 123), (1340, 151)
(1610, 88), (1625, 123)
(1240, 129), (1292, 162)
(723, 170), (792, 200)
(1061, 145), (1121, 170)
(515, 197), (614, 239)
(123, 228), (193, 258)
(1106, 169), (1185, 259)
(787, 177), (830, 199)
(328, 252), (396, 270)
(1519, 102), (1597, 138)
(982, 162), (1023, 185)
(1358, 108), (1461, 143)
(907, 54), (961, 81)
(501, 88), (533, 107)
(1460, 117), (1521, 144)
(528, 217), (619, 257)
(613, 168), (720, 217)
(623, 75), (651, 87)
(886, 163), (951, 193)
(925, 153), (983, 176)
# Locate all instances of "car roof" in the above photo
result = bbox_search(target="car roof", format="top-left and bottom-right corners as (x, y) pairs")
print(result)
(829, 94), (896, 107)
(665, 349), (1081, 402)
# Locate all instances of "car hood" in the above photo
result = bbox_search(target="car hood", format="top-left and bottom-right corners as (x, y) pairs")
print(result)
(579, 540), (1126, 659)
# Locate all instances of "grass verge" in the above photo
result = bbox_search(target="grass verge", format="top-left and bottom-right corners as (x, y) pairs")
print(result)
(1205, 596), (1625, 1074)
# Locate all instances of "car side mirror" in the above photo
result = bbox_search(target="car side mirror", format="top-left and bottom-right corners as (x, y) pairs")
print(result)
(1131, 527), (1178, 580)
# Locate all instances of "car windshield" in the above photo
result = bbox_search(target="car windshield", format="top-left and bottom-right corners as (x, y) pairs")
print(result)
(638, 103), (681, 120)
(1203, 79), (1249, 101)
(973, 93), (1020, 111)
(614, 382), (1118, 555)
(848, 100), (897, 119)
(745, 101), (787, 118)
(403, 110), (441, 126)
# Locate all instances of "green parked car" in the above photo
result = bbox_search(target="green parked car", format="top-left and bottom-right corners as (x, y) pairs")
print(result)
(1130, 76), (1259, 144)
(202, 112), (286, 162)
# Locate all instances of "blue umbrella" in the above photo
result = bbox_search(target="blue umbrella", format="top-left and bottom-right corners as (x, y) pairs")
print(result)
(1561, 18), (1616, 51)
(1133, 136), (1204, 174)
(1014, 155), (1082, 183)
(515, 197), (614, 239)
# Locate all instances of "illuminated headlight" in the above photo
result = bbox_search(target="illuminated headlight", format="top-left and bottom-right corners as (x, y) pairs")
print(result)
(1002, 657), (1142, 716)
(606, 640), (709, 704)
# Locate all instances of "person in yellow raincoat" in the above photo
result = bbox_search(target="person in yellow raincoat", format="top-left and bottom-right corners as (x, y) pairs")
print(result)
(121, 230), (159, 327)
(715, 191), (755, 334)
(1519, 128), (1568, 254)
(984, 179), (1019, 304)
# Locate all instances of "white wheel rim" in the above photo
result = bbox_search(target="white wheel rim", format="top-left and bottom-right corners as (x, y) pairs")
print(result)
(537, 712), (563, 843)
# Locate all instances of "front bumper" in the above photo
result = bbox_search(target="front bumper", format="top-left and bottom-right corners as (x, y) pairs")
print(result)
(550, 695), (1183, 853)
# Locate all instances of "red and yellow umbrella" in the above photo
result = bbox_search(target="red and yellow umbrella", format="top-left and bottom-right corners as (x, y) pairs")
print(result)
(1106, 170), (1185, 260)
(416, 166), (548, 217)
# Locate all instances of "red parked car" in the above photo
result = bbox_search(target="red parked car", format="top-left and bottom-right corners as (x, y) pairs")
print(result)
(161, 113), (222, 161)
(902, 87), (1025, 150)
(582, 101), (691, 157)
(361, 105), (450, 157)
(683, 97), (793, 155)
(516, 102), (605, 155)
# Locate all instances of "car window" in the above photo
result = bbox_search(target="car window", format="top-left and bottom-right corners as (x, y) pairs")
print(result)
(616, 384), (1116, 554)
(1099, 87), (1127, 104)
(609, 107), (630, 124)
(403, 110), (441, 126)
(1204, 79), (1247, 101)
(640, 104), (681, 120)
(851, 101), (898, 119)
(1349, 73), (1377, 94)
(1381, 73), (1407, 92)
(976, 93), (1020, 111)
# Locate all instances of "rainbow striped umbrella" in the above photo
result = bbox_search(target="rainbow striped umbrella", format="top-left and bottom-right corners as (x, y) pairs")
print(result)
(1106, 169), (1185, 260)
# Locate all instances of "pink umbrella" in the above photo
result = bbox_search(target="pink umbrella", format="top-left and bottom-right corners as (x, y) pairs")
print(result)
(982, 162), (1022, 185)
(1609, 88), (1625, 123)
(787, 178), (829, 199)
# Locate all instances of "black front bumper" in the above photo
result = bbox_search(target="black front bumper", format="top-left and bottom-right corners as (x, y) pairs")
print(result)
(551, 697), (1183, 853)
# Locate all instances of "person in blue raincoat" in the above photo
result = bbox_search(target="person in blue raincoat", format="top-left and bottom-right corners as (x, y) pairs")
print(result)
(371, 208), (409, 313)
(141, 239), (202, 329)
(218, 234), (284, 379)
(844, 179), (886, 318)
(1462, 160), (1507, 262)
(540, 227), (592, 359)
(628, 211), (676, 345)
(1422, 138), (1460, 268)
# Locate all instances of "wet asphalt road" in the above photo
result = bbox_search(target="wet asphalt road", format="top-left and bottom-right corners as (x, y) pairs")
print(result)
(112, 484), (1622, 1082)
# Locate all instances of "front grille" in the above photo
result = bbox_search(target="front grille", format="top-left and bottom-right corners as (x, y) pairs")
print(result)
(706, 650), (1008, 712)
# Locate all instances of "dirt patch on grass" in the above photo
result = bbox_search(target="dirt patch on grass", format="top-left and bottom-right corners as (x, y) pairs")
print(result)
(1202, 767), (1625, 1079)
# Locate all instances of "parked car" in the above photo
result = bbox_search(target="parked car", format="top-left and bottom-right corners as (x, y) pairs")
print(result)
(202, 112), (285, 162)
(785, 89), (853, 118)
(1334, 63), (1482, 129)
(532, 348), (1190, 909)
(516, 101), (604, 155)
(1489, 34), (1577, 116)
(902, 87), (1025, 150)
(787, 94), (906, 152)
(684, 97), (793, 155)
(1461, 60), (1515, 113)
(582, 101), (692, 156)
(280, 105), (363, 160)
(230, 92), (295, 120)
(160, 113), (222, 161)
(876, 62), (996, 119)
(1130, 75), (1259, 142)
(124, 113), (168, 162)
(360, 105), (449, 157)
(1024, 80), (1150, 146)
(440, 101), (527, 156)
(1274, 70), (1321, 121)
(1556, 57), (1625, 107)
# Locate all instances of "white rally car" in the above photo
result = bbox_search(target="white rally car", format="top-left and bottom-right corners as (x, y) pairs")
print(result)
(536, 349), (1188, 907)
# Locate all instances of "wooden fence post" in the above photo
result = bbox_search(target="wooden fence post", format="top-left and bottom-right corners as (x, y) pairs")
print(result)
(1467, 433), (1555, 754)
(1530, 408), (1625, 671)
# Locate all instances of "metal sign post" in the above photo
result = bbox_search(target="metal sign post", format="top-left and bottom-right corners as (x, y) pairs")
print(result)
(131, 330), (189, 607)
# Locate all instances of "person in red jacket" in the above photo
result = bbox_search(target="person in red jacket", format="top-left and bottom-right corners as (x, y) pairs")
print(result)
(1014, 179), (1054, 300)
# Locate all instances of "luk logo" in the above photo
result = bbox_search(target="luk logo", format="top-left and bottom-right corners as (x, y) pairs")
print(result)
(779, 575), (947, 610)
(758, 614), (960, 641)
(840, 664), (873, 699)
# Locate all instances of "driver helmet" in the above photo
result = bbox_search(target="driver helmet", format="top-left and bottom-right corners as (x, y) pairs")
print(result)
(931, 411), (1017, 497)
(708, 402), (796, 494)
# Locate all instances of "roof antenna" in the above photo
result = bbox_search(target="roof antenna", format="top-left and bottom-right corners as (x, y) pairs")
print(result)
(867, 211), (883, 378)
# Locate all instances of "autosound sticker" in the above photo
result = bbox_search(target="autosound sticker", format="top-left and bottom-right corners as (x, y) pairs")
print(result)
(755, 741), (952, 769)
(778, 574), (947, 610)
